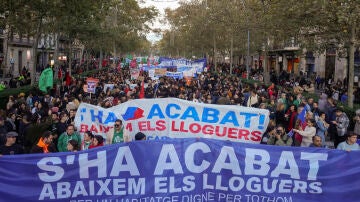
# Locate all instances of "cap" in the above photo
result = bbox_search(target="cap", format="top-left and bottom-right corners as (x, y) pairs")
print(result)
(18, 92), (25, 97)
(6, 131), (18, 137)
(135, 132), (146, 141)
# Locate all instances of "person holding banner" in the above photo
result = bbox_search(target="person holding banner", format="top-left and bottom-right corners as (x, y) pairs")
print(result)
(337, 132), (360, 151)
(106, 119), (129, 144)
(57, 125), (81, 152)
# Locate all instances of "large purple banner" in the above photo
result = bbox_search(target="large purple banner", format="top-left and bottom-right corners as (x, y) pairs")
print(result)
(0, 138), (359, 201)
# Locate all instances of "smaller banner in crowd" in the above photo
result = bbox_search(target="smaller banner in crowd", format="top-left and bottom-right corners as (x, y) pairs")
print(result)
(85, 77), (99, 94)
(103, 83), (115, 93)
(154, 68), (167, 76)
(0, 139), (359, 202)
(75, 98), (270, 143)
(130, 68), (141, 80)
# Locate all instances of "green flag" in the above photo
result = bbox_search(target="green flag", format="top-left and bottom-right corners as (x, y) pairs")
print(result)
(38, 68), (53, 92)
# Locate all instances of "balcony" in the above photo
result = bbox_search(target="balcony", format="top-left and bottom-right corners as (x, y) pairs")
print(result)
(7, 38), (33, 47)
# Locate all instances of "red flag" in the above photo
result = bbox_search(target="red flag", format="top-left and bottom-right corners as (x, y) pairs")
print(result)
(58, 68), (62, 79)
(65, 72), (72, 86)
(139, 81), (145, 99)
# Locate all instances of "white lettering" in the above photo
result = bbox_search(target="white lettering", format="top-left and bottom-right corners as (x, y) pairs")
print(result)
(271, 151), (300, 179)
(185, 142), (211, 173)
(212, 146), (241, 175)
(301, 152), (328, 180)
(245, 148), (270, 176)
(72, 181), (88, 197)
(79, 151), (107, 179)
(38, 157), (64, 182)
(128, 178), (145, 194)
(39, 183), (55, 200)
(110, 146), (140, 176)
(57, 182), (71, 199)
(154, 177), (167, 193)
(154, 144), (183, 175)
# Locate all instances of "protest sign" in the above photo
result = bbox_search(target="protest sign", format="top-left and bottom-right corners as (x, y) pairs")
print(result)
(154, 68), (167, 76)
(86, 77), (99, 94)
(75, 98), (269, 143)
(0, 138), (358, 202)
(130, 68), (140, 80)
(103, 84), (115, 93)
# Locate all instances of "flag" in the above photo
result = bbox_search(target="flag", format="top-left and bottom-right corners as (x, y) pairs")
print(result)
(287, 129), (294, 137)
(38, 68), (53, 92)
(153, 82), (159, 98)
(57, 68), (62, 79)
(139, 81), (145, 99)
(297, 107), (306, 124)
(65, 71), (72, 86)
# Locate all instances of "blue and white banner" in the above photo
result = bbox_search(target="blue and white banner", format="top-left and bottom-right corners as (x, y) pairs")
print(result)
(75, 98), (269, 143)
(0, 139), (359, 202)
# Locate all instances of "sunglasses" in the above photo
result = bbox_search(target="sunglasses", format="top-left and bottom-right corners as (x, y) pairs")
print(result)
(7, 136), (16, 138)
(114, 124), (120, 127)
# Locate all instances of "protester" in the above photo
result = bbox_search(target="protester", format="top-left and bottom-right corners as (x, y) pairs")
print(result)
(57, 124), (81, 152)
(353, 109), (360, 136)
(333, 108), (350, 148)
(293, 119), (316, 147)
(315, 112), (329, 146)
(0, 132), (24, 155)
(309, 135), (325, 148)
(4, 113), (17, 132)
(30, 131), (55, 153)
(0, 63), (358, 154)
(285, 104), (297, 132)
(267, 125), (293, 146)
(67, 139), (80, 152)
(89, 135), (104, 149)
(106, 119), (129, 144)
(135, 132), (146, 141)
(81, 131), (94, 150)
(337, 132), (359, 151)
(0, 116), (8, 146)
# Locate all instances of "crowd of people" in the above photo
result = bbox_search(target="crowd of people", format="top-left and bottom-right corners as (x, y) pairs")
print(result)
(0, 64), (359, 155)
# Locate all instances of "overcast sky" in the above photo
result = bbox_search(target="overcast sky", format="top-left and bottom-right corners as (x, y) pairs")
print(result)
(139, 0), (181, 43)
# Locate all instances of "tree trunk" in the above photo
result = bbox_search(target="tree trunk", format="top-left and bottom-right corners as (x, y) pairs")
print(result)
(53, 34), (59, 67)
(230, 35), (233, 75)
(213, 34), (217, 72)
(263, 45), (270, 85)
(347, 25), (355, 108)
(3, 27), (10, 78)
(68, 39), (72, 76)
(99, 49), (103, 69)
(86, 50), (90, 71)
(31, 17), (43, 86)
(246, 30), (250, 79)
